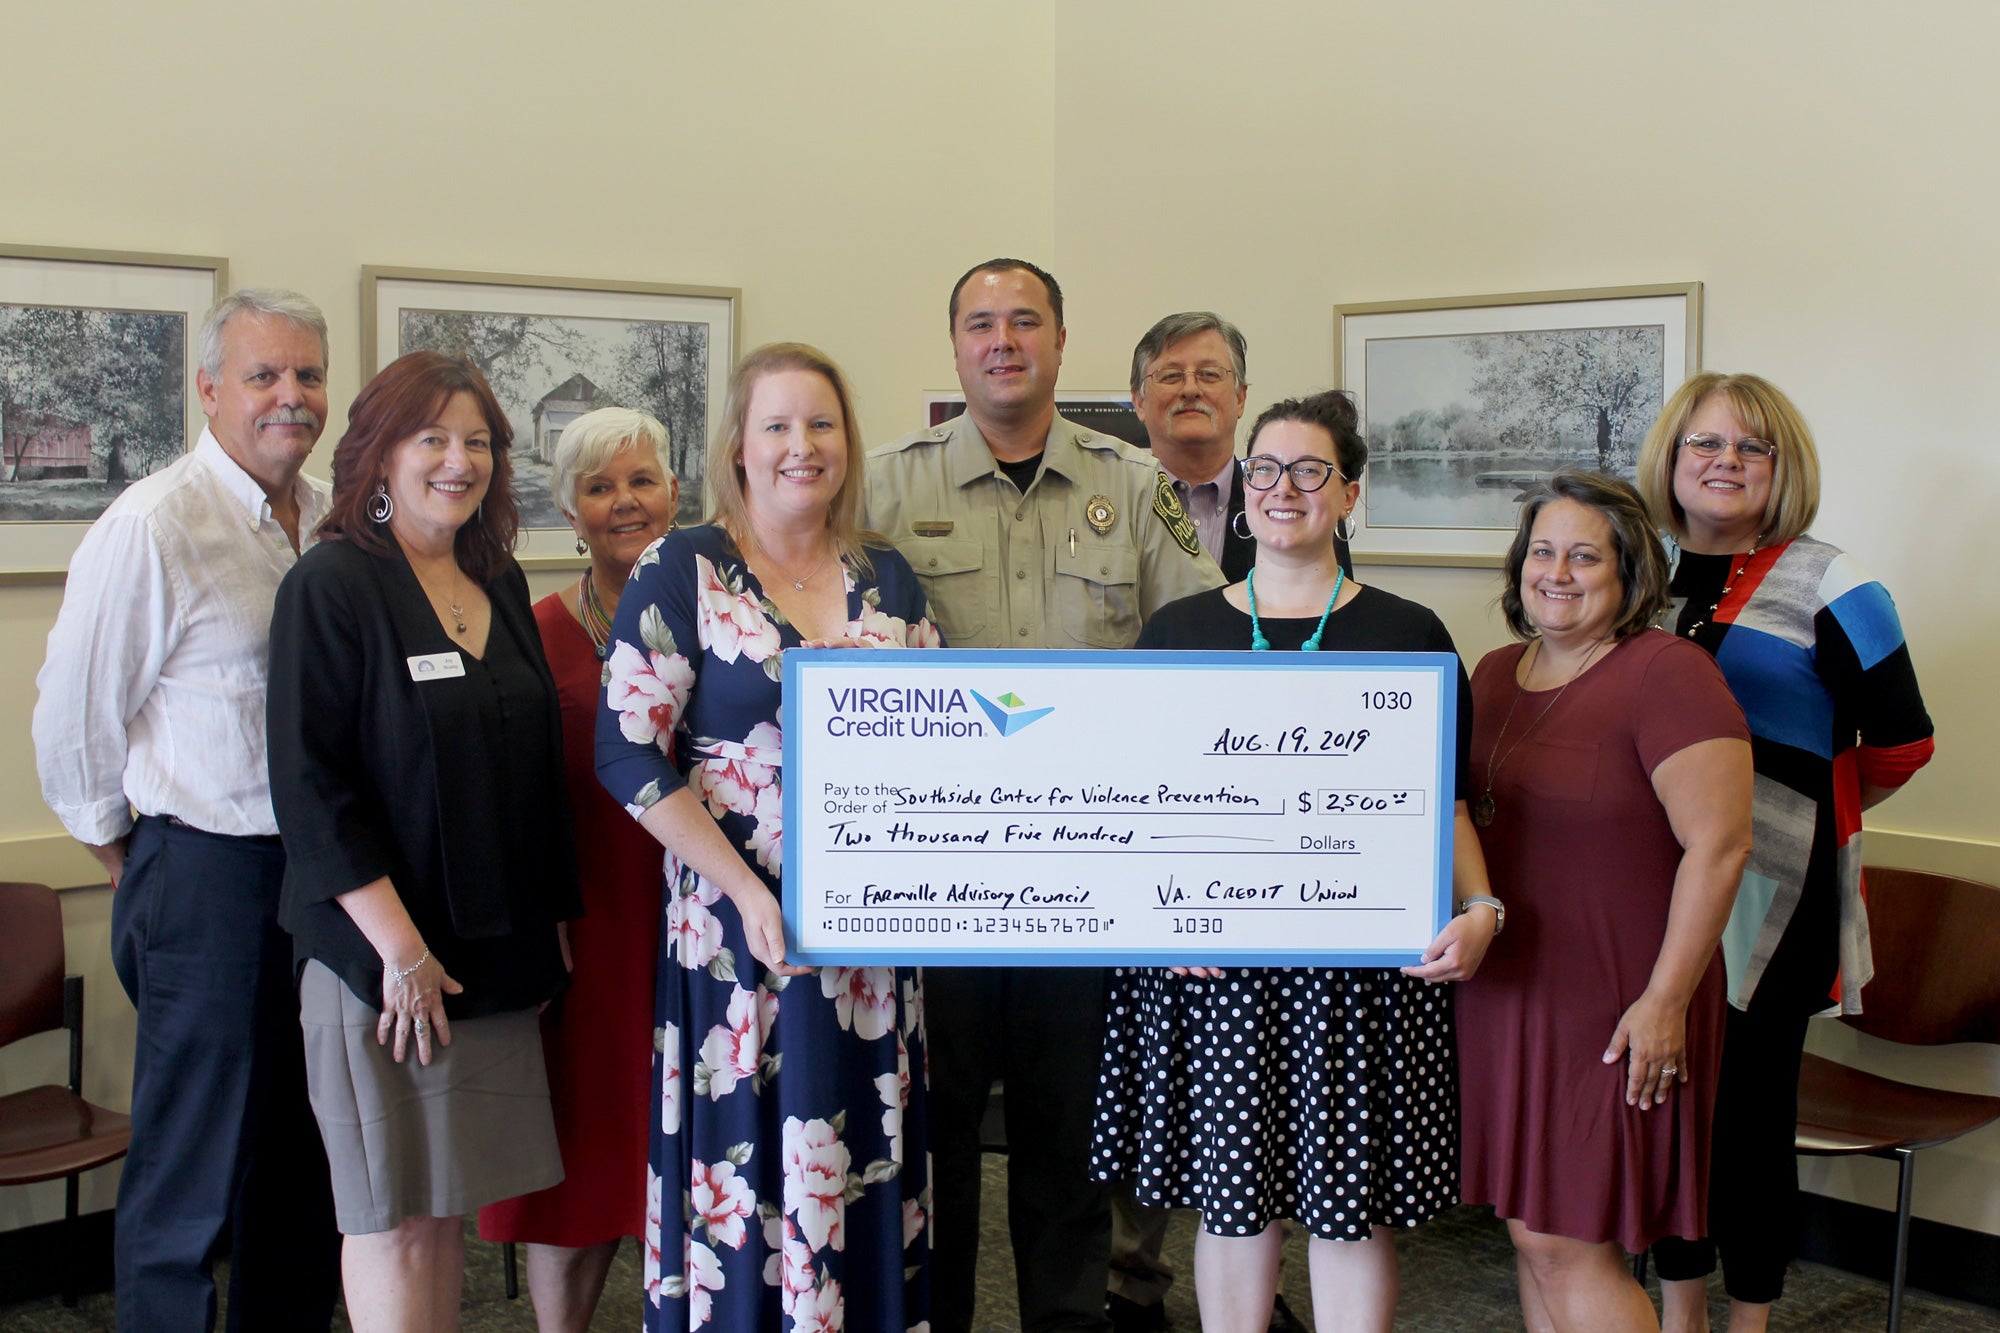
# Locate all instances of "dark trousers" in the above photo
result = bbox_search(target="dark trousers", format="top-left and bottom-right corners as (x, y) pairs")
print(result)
(110, 817), (341, 1332)
(1652, 891), (1838, 1305)
(926, 965), (1111, 1333)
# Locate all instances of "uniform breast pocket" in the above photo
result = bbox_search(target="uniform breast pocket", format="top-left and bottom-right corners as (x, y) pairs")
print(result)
(906, 538), (991, 643)
(1054, 543), (1141, 648)
(1518, 737), (1599, 803)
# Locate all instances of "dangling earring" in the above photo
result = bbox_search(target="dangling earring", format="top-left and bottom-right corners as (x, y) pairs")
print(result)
(575, 535), (587, 556)
(368, 482), (393, 523)
(1230, 510), (1253, 541)
(1335, 511), (1358, 543)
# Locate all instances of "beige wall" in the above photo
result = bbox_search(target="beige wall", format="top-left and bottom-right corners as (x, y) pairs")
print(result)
(4, 0), (1997, 1238)
(1050, 0), (2000, 1238)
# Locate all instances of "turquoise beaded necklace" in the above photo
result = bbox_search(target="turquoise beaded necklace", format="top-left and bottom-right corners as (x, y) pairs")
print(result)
(1247, 566), (1345, 651)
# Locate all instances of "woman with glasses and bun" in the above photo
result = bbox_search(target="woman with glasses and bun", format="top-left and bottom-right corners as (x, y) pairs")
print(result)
(1091, 390), (1499, 1332)
(1637, 375), (1934, 1333)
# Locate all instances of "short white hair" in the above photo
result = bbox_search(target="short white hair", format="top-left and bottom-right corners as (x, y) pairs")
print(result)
(549, 406), (674, 518)
(198, 288), (328, 378)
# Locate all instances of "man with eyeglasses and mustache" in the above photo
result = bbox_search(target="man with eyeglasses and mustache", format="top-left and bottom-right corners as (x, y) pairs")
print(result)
(866, 260), (1223, 1333)
(35, 289), (342, 1331)
(1130, 311), (1351, 587)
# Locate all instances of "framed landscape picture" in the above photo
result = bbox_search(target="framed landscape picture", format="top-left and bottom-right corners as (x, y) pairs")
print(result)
(364, 266), (740, 566)
(0, 244), (227, 578)
(1335, 284), (1702, 565)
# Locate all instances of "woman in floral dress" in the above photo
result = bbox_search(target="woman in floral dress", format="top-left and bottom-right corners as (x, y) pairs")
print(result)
(596, 343), (938, 1330)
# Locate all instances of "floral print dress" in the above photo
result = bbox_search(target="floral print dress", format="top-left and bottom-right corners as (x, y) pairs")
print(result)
(597, 524), (938, 1332)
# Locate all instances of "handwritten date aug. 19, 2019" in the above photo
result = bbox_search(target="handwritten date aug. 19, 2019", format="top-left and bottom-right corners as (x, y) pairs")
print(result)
(1211, 724), (1371, 755)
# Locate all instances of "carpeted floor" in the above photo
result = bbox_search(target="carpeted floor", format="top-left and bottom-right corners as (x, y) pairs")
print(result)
(5, 1156), (1996, 1330)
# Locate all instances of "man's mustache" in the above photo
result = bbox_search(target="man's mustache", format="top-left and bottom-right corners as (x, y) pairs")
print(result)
(258, 406), (322, 431)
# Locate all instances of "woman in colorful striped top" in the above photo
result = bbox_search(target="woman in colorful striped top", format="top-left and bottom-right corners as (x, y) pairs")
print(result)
(1637, 372), (1935, 1333)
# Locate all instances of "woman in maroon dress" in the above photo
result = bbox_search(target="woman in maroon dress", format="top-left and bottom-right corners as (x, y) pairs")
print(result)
(1457, 472), (1752, 1333)
(478, 407), (679, 1331)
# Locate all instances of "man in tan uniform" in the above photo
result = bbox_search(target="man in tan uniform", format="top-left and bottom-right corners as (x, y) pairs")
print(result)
(865, 259), (1222, 1333)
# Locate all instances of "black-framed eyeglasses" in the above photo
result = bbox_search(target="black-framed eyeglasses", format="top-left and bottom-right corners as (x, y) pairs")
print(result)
(1241, 455), (1344, 493)
(1145, 366), (1237, 391)
(1679, 433), (1778, 462)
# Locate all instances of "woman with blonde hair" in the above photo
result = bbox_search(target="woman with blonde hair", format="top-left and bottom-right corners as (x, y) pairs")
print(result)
(596, 343), (940, 1328)
(1637, 375), (1934, 1333)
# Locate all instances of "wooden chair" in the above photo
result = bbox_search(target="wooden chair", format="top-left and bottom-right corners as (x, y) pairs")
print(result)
(1795, 866), (2000, 1333)
(0, 880), (133, 1305)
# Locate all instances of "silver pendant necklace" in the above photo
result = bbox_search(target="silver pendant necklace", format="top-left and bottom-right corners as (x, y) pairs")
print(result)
(1473, 636), (1608, 828)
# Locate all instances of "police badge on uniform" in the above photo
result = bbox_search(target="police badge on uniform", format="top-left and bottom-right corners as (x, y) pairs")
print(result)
(1084, 495), (1116, 536)
(1152, 472), (1202, 557)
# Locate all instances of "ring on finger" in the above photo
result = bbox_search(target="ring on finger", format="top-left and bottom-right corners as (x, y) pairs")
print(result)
(414, 1018), (430, 1037)
(1660, 1063), (1678, 1076)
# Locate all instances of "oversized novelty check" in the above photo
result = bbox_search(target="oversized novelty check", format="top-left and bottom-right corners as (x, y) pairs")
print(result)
(780, 649), (1457, 966)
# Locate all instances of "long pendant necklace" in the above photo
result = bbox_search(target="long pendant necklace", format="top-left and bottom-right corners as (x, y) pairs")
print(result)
(1247, 566), (1345, 651)
(1682, 538), (1759, 639)
(1472, 635), (1609, 828)
(578, 569), (614, 659)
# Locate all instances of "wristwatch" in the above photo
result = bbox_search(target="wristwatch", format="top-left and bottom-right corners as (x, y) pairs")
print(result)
(1456, 895), (1505, 935)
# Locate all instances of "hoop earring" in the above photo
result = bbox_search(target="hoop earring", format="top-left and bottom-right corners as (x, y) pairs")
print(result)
(1230, 510), (1253, 541)
(1336, 511), (1358, 543)
(368, 482), (394, 523)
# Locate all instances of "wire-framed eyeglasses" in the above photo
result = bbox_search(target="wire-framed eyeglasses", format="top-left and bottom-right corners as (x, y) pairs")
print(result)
(1679, 433), (1778, 462)
(1145, 366), (1238, 391)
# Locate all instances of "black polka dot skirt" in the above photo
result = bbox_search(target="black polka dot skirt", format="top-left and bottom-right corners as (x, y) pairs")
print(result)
(1091, 967), (1458, 1241)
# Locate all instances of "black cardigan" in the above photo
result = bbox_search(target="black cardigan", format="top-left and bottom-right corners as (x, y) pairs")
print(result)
(267, 538), (581, 1018)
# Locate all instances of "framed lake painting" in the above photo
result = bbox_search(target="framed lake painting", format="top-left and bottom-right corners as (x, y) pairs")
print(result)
(1335, 284), (1701, 566)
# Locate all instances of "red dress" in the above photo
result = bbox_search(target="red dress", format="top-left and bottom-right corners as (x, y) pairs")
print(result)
(479, 593), (664, 1246)
(1456, 631), (1746, 1252)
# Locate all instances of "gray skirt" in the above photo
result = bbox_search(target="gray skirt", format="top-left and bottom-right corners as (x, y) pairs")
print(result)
(300, 960), (563, 1235)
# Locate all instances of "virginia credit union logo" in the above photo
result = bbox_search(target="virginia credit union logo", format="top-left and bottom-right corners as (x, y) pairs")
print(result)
(968, 689), (1054, 737)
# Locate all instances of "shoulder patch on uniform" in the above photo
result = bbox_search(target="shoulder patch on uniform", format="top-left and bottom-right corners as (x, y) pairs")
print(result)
(1153, 471), (1202, 557)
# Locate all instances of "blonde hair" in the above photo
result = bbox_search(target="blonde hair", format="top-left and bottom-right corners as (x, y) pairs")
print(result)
(704, 343), (875, 574)
(548, 406), (674, 520)
(1636, 372), (1821, 545)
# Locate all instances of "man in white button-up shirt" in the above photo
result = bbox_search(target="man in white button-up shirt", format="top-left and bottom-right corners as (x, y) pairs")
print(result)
(34, 289), (342, 1331)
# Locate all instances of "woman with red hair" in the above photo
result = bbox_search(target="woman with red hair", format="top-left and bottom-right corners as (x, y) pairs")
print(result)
(268, 350), (581, 1331)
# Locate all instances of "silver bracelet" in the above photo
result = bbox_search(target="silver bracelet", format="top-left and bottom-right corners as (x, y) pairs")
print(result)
(385, 947), (430, 987)
(1456, 895), (1506, 935)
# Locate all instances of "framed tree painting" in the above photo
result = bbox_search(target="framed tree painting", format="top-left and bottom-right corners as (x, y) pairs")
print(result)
(1335, 284), (1702, 566)
(0, 244), (228, 578)
(364, 266), (740, 567)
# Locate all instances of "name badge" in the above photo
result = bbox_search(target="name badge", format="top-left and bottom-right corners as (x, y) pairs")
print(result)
(407, 651), (466, 681)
